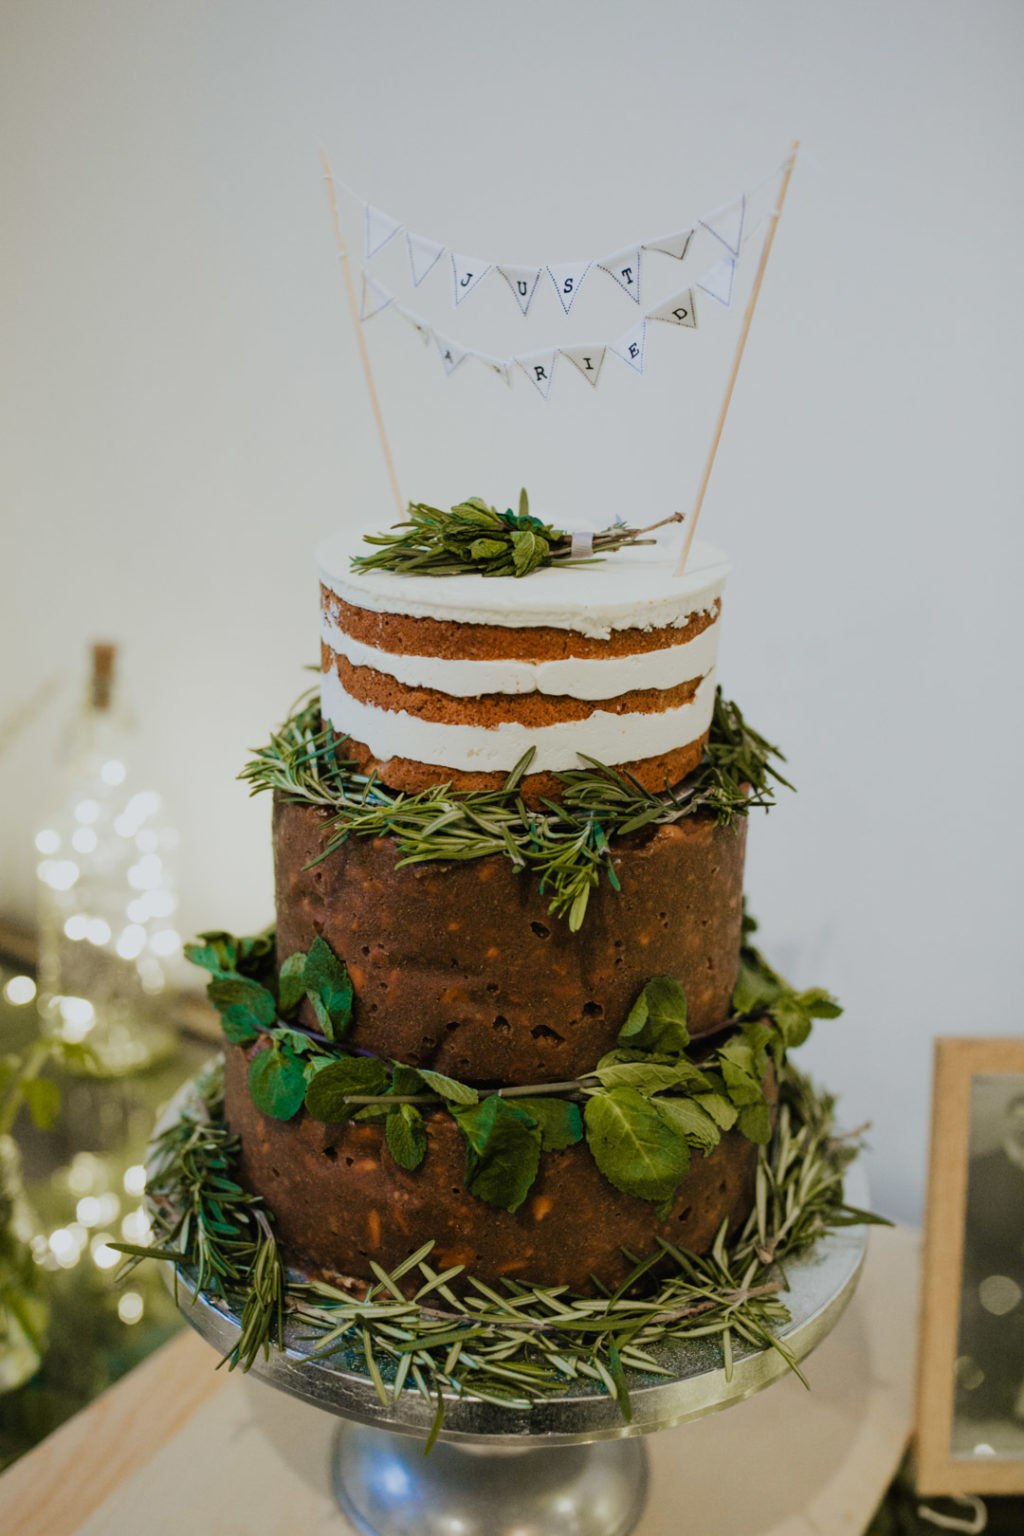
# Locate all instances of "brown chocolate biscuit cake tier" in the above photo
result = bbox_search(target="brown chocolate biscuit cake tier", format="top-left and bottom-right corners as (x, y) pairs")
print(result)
(273, 794), (747, 1081)
(224, 1040), (771, 1296)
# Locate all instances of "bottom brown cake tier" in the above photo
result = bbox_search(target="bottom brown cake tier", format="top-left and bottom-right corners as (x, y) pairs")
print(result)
(224, 1043), (764, 1296)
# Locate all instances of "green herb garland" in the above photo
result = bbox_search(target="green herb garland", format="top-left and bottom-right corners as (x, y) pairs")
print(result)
(351, 492), (684, 579)
(183, 915), (841, 1218)
(240, 687), (790, 931)
(114, 1062), (884, 1431)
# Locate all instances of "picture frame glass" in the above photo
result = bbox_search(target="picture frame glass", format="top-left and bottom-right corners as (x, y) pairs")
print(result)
(952, 1072), (1024, 1461)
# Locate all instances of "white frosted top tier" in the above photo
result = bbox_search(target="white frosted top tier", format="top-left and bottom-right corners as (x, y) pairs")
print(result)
(317, 526), (730, 640)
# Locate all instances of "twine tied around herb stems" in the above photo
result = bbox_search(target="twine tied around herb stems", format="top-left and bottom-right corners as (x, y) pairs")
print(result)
(350, 489), (684, 579)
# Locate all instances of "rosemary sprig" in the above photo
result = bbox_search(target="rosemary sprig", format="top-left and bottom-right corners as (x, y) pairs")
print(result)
(117, 1063), (883, 1427)
(239, 687), (789, 931)
(350, 491), (684, 579)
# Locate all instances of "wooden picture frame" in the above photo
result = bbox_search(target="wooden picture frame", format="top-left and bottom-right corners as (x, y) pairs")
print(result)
(916, 1037), (1024, 1495)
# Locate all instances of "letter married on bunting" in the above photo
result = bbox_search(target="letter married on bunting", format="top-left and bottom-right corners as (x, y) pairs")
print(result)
(697, 256), (736, 308)
(546, 261), (592, 315)
(516, 349), (558, 399)
(477, 353), (512, 385)
(700, 195), (745, 258)
(560, 344), (607, 386)
(434, 332), (469, 376)
(407, 232), (446, 287)
(451, 254), (493, 306)
(498, 266), (543, 316)
(364, 205), (403, 260)
(643, 229), (695, 262)
(610, 319), (647, 374)
(359, 273), (394, 321)
(597, 246), (643, 303)
(647, 288), (698, 328)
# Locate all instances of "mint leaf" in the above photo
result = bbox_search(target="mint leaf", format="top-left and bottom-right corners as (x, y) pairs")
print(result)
(191, 929), (238, 972)
(237, 928), (276, 975)
(453, 1096), (542, 1212)
(513, 1097), (582, 1151)
(618, 977), (689, 1055)
(304, 936), (354, 1041)
(390, 1064), (425, 1097)
(248, 1044), (307, 1121)
(584, 1088), (691, 1204)
(385, 1104), (428, 1170)
(738, 1101), (774, 1145)
(417, 1069), (479, 1106)
(654, 1097), (721, 1154)
(207, 973), (277, 1042)
(511, 529), (549, 577)
(695, 1091), (739, 1131)
(304, 1057), (389, 1121)
(732, 955), (782, 1016)
(278, 952), (307, 1016)
(592, 1061), (706, 1095)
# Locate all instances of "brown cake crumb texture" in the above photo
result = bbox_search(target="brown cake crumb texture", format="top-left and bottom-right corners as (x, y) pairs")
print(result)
(273, 795), (746, 1081)
(225, 1041), (771, 1295)
(323, 589), (720, 662)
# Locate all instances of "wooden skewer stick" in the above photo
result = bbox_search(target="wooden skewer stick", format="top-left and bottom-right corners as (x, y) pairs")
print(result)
(675, 141), (800, 576)
(320, 150), (404, 515)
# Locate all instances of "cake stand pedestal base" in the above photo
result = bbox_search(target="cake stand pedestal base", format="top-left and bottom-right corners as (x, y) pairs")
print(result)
(331, 1423), (648, 1536)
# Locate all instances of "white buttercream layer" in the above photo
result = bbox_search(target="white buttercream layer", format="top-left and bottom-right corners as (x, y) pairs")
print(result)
(321, 669), (717, 774)
(317, 527), (730, 640)
(321, 614), (722, 700)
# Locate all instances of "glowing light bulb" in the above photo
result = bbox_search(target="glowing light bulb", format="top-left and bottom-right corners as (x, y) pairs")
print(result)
(64, 914), (90, 940)
(127, 854), (163, 891)
(101, 759), (126, 785)
(71, 826), (98, 853)
(149, 929), (180, 957)
(74, 799), (100, 825)
(3, 975), (36, 1006)
(118, 1292), (144, 1325)
(38, 859), (80, 891)
(123, 1164), (146, 1197)
(86, 918), (111, 946)
(35, 829), (60, 854)
(116, 925), (146, 960)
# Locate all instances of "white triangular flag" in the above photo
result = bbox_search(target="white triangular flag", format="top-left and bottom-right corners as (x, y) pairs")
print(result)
(365, 204), (403, 260)
(697, 257), (735, 307)
(700, 195), (745, 258)
(498, 266), (542, 315)
(407, 232), (445, 287)
(394, 305), (432, 345)
(546, 261), (592, 314)
(451, 254), (492, 306)
(643, 229), (694, 262)
(477, 353), (512, 385)
(610, 319), (647, 374)
(646, 288), (698, 328)
(434, 332), (469, 376)
(360, 273), (393, 321)
(516, 349), (558, 399)
(597, 246), (642, 303)
(560, 344), (607, 386)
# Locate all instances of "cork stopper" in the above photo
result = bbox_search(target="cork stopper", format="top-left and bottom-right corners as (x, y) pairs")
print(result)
(90, 642), (117, 711)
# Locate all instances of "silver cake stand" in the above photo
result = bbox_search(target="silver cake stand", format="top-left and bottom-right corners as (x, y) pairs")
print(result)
(155, 1069), (868, 1536)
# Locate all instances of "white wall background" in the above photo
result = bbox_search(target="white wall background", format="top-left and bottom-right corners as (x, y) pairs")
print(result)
(2, 0), (1022, 1224)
